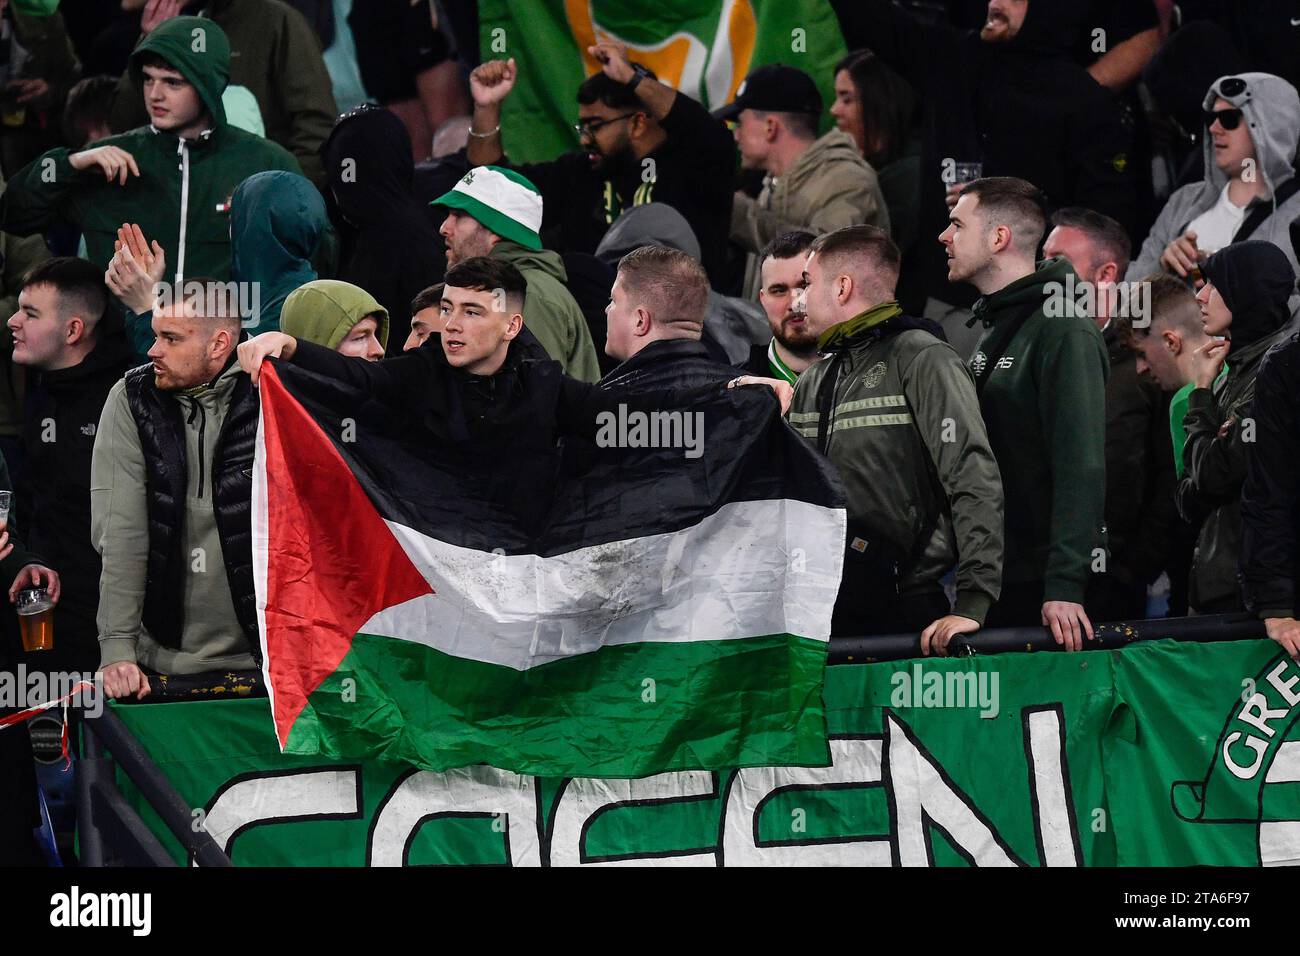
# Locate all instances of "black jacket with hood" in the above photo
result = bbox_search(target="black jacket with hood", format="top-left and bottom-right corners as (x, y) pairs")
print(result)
(324, 106), (446, 357)
(831, 0), (1137, 306)
(1177, 240), (1296, 611)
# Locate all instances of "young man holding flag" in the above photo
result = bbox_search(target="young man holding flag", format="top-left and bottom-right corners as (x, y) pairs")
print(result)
(240, 260), (836, 778)
(239, 257), (792, 452)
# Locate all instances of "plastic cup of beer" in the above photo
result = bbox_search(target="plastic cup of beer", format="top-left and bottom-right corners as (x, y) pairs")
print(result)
(17, 586), (54, 652)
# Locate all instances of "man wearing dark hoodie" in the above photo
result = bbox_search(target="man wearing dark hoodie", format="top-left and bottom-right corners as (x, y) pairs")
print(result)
(435, 165), (601, 382)
(1177, 240), (1296, 614)
(593, 203), (769, 366)
(788, 225), (1003, 652)
(324, 105), (445, 358)
(8, 259), (133, 676)
(1128, 73), (1300, 303)
(93, 280), (259, 700)
(830, 0), (1137, 311)
(0, 17), (301, 359)
(941, 178), (1108, 648)
(108, 0), (338, 187)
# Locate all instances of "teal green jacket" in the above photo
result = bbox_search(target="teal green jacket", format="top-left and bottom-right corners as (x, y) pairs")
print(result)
(969, 257), (1109, 603)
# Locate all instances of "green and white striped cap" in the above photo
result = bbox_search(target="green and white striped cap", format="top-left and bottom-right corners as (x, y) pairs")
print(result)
(432, 165), (544, 251)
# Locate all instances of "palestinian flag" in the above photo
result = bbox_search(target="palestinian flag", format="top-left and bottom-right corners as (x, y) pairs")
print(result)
(252, 361), (845, 778)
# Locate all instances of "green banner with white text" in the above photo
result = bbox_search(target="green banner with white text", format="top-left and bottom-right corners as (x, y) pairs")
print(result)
(478, 0), (848, 163)
(110, 639), (1300, 866)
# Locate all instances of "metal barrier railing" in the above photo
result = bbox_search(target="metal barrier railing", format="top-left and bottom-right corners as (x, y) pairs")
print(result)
(73, 612), (1269, 864)
(828, 612), (1267, 663)
(78, 706), (233, 867)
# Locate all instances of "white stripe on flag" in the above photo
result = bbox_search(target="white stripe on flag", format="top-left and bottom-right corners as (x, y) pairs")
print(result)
(251, 395), (278, 723)
(358, 497), (845, 672)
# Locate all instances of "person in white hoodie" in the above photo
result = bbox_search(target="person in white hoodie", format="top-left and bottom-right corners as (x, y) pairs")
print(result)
(1128, 72), (1300, 295)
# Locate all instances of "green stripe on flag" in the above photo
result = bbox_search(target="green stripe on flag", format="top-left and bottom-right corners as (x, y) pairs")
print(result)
(284, 631), (830, 778)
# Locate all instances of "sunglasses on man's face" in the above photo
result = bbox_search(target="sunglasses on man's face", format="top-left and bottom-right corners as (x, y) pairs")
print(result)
(1204, 108), (1245, 131)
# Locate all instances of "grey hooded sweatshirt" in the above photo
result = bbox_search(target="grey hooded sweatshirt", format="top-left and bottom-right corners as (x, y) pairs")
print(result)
(1128, 72), (1300, 293)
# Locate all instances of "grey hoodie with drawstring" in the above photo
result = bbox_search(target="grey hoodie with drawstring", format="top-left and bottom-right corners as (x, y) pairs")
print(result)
(1128, 72), (1300, 293)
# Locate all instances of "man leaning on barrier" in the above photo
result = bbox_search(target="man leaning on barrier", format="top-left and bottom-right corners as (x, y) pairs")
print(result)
(93, 280), (259, 701)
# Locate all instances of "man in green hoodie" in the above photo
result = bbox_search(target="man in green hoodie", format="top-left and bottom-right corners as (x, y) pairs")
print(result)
(435, 166), (601, 383)
(940, 177), (1108, 650)
(92, 280), (259, 700)
(109, 0), (337, 187)
(0, 16), (301, 359)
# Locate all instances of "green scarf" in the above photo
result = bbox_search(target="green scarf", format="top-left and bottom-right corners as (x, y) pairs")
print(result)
(816, 301), (903, 352)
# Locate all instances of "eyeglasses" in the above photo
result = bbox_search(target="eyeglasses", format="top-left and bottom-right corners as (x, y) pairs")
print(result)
(1204, 108), (1245, 131)
(574, 113), (639, 137)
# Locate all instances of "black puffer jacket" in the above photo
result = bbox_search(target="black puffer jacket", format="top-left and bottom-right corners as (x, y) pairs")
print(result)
(123, 360), (260, 659)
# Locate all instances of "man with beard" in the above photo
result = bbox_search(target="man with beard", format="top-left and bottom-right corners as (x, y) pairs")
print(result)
(830, 0), (1136, 325)
(742, 231), (820, 383)
(464, 41), (736, 286)
(93, 280), (261, 700)
(786, 226), (1003, 651)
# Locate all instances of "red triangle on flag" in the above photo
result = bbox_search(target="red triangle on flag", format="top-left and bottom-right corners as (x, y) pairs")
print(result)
(257, 364), (433, 747)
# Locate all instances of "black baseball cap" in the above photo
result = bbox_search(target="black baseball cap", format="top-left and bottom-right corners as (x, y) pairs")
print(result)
(713, 64), (823, 121)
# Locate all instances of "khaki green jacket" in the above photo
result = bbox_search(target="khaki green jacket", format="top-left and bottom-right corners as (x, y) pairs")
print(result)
(789, 311), (1004, 623)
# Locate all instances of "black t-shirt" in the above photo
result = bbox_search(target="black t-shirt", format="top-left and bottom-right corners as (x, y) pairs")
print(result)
(509, 91), (737, 286)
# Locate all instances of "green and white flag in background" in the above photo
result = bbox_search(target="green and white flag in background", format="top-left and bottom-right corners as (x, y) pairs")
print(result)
(479, 0), (848, 163)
